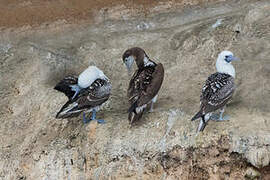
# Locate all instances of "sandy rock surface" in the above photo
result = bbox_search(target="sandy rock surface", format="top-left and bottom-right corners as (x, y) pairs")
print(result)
(0, 0), (270, 179)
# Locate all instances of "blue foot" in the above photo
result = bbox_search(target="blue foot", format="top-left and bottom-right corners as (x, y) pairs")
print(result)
(83, 113), (91, 124)
(70, 85), (81, 99)
(211, 114), (230, 121)
(82, 110), (106, 124)
(96, 119), (106, 124)
(219, 115), (230, 121)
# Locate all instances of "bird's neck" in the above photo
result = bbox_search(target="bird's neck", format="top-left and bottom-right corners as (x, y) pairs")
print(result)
(143, 56), (155, 67)
(216, 59), (235, 78)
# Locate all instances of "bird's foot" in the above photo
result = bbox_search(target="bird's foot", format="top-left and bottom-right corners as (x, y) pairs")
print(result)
(70, 85), (81, 99)
(211, 114), (230, 121)
(83, 115), (91, 124)
(96, 119), (106, 124)
(83, 112), (105, 124)
(83, 112), (93, 124)
(83, 117), (106, 124)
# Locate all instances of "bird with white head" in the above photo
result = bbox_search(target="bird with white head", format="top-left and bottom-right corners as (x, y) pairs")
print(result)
(191, 50), (239, 132)
(54, 66), (111, 124)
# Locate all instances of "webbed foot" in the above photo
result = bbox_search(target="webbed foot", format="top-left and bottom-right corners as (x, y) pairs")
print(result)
(70, 85), (81, 99)
(211, 114), (230, 121)
(96, 119), (106, 124)
(83, 110), (106, 124)
(83, 113), (91, 124)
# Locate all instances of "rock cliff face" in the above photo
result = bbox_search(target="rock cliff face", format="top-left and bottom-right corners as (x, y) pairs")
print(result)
(0, 0), (270, 179)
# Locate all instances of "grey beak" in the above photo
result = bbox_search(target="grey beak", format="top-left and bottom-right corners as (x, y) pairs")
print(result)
(231, 56), (240, 61)
(126, 65), (132, 76)
(127, 69), (132, 76)
(124, 56), (135, 76)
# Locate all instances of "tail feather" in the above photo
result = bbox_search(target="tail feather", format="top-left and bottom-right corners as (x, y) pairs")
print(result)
(128, 101), (145, 124)
(55, 100), (82, 119)
(191, 110), (203, 121)
(128, 111), (143, 125)
(128, 101), (138, 114)
(197, 115), (207, 132)
(54, 76), (78, 99)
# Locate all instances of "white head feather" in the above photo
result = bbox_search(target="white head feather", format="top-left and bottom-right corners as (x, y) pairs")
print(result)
(78, 66), (108, 88)
(216, 51), (236, 78)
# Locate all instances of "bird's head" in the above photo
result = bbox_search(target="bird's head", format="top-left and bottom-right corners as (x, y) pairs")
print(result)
(122, 47), (146, 75)
(216, 51), (240, 78)
(218, 51), (240, 64)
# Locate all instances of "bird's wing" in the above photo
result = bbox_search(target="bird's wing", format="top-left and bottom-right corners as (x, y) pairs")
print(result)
(127, 69), (140, 103)
(54, 76), (78, 99)
(128, 63), (164, 109)
(200, 72), (235, 113)
(56, 79), (111, 118)
(77, 79), (111, 109)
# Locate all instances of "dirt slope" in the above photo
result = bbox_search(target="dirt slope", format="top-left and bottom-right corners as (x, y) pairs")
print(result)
(0, 0), (270, 179)
(0, 0), (223, 28)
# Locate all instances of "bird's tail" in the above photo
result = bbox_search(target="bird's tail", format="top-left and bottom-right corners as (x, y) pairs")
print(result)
(54, 76), (78, 99)
(197, 115), (207, 132)
(128, 111), (144, 125)
(191, 110), (203, 121)
(55, 100), (82, 119)
(128, 101), (137, 114)
(128, 101), (145, 124)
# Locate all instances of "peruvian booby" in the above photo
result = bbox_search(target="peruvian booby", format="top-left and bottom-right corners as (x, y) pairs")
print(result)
(122, 47), (164, 124)
(191, 51), (239, 132)
(54, 66), (111, 124)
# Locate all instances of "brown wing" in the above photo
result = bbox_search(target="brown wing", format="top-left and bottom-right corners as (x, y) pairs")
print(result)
(200, 73), (235, 114)
(191, 73), (235, 121)
(128, 63), (164, 107)
(54, 76), (78, 99)
(56, 79), (111, 118)
(77, 80), (111, 109)
(127, 69), (140, 104)
(137, 63), (164, 106)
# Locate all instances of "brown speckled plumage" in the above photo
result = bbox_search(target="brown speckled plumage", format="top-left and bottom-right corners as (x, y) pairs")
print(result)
(123, 47), (164, 124)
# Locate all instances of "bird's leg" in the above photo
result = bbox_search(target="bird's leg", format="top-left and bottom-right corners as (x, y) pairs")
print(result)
(149, 95), (157, 113)
(218, 106), (230, 121)
(149, 102), (154, 112)
(83, 112), (91, 124)
(83, 110), (106, 124)
(70, 85), (81, 99)
(91, 109), (105, 124)
(211, 106), (230, 121)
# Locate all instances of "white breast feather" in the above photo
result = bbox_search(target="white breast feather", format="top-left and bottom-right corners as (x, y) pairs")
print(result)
(78, 66), (108, 88)
(143, 56), (154, 66)
(216, 57), (235, 78)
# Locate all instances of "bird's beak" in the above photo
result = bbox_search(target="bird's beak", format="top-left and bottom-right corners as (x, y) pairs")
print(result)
(124, 56), (135, 76)
(127, 68), (132, 76)
(124, 62), (132, 76)
(231, 56), (240, 61)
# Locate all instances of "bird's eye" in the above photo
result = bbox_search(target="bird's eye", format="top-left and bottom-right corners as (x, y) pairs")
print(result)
(225, 55), (229, 58)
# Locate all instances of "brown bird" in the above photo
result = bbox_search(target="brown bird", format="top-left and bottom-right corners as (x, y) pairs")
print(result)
(122, 47), (164, 124)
